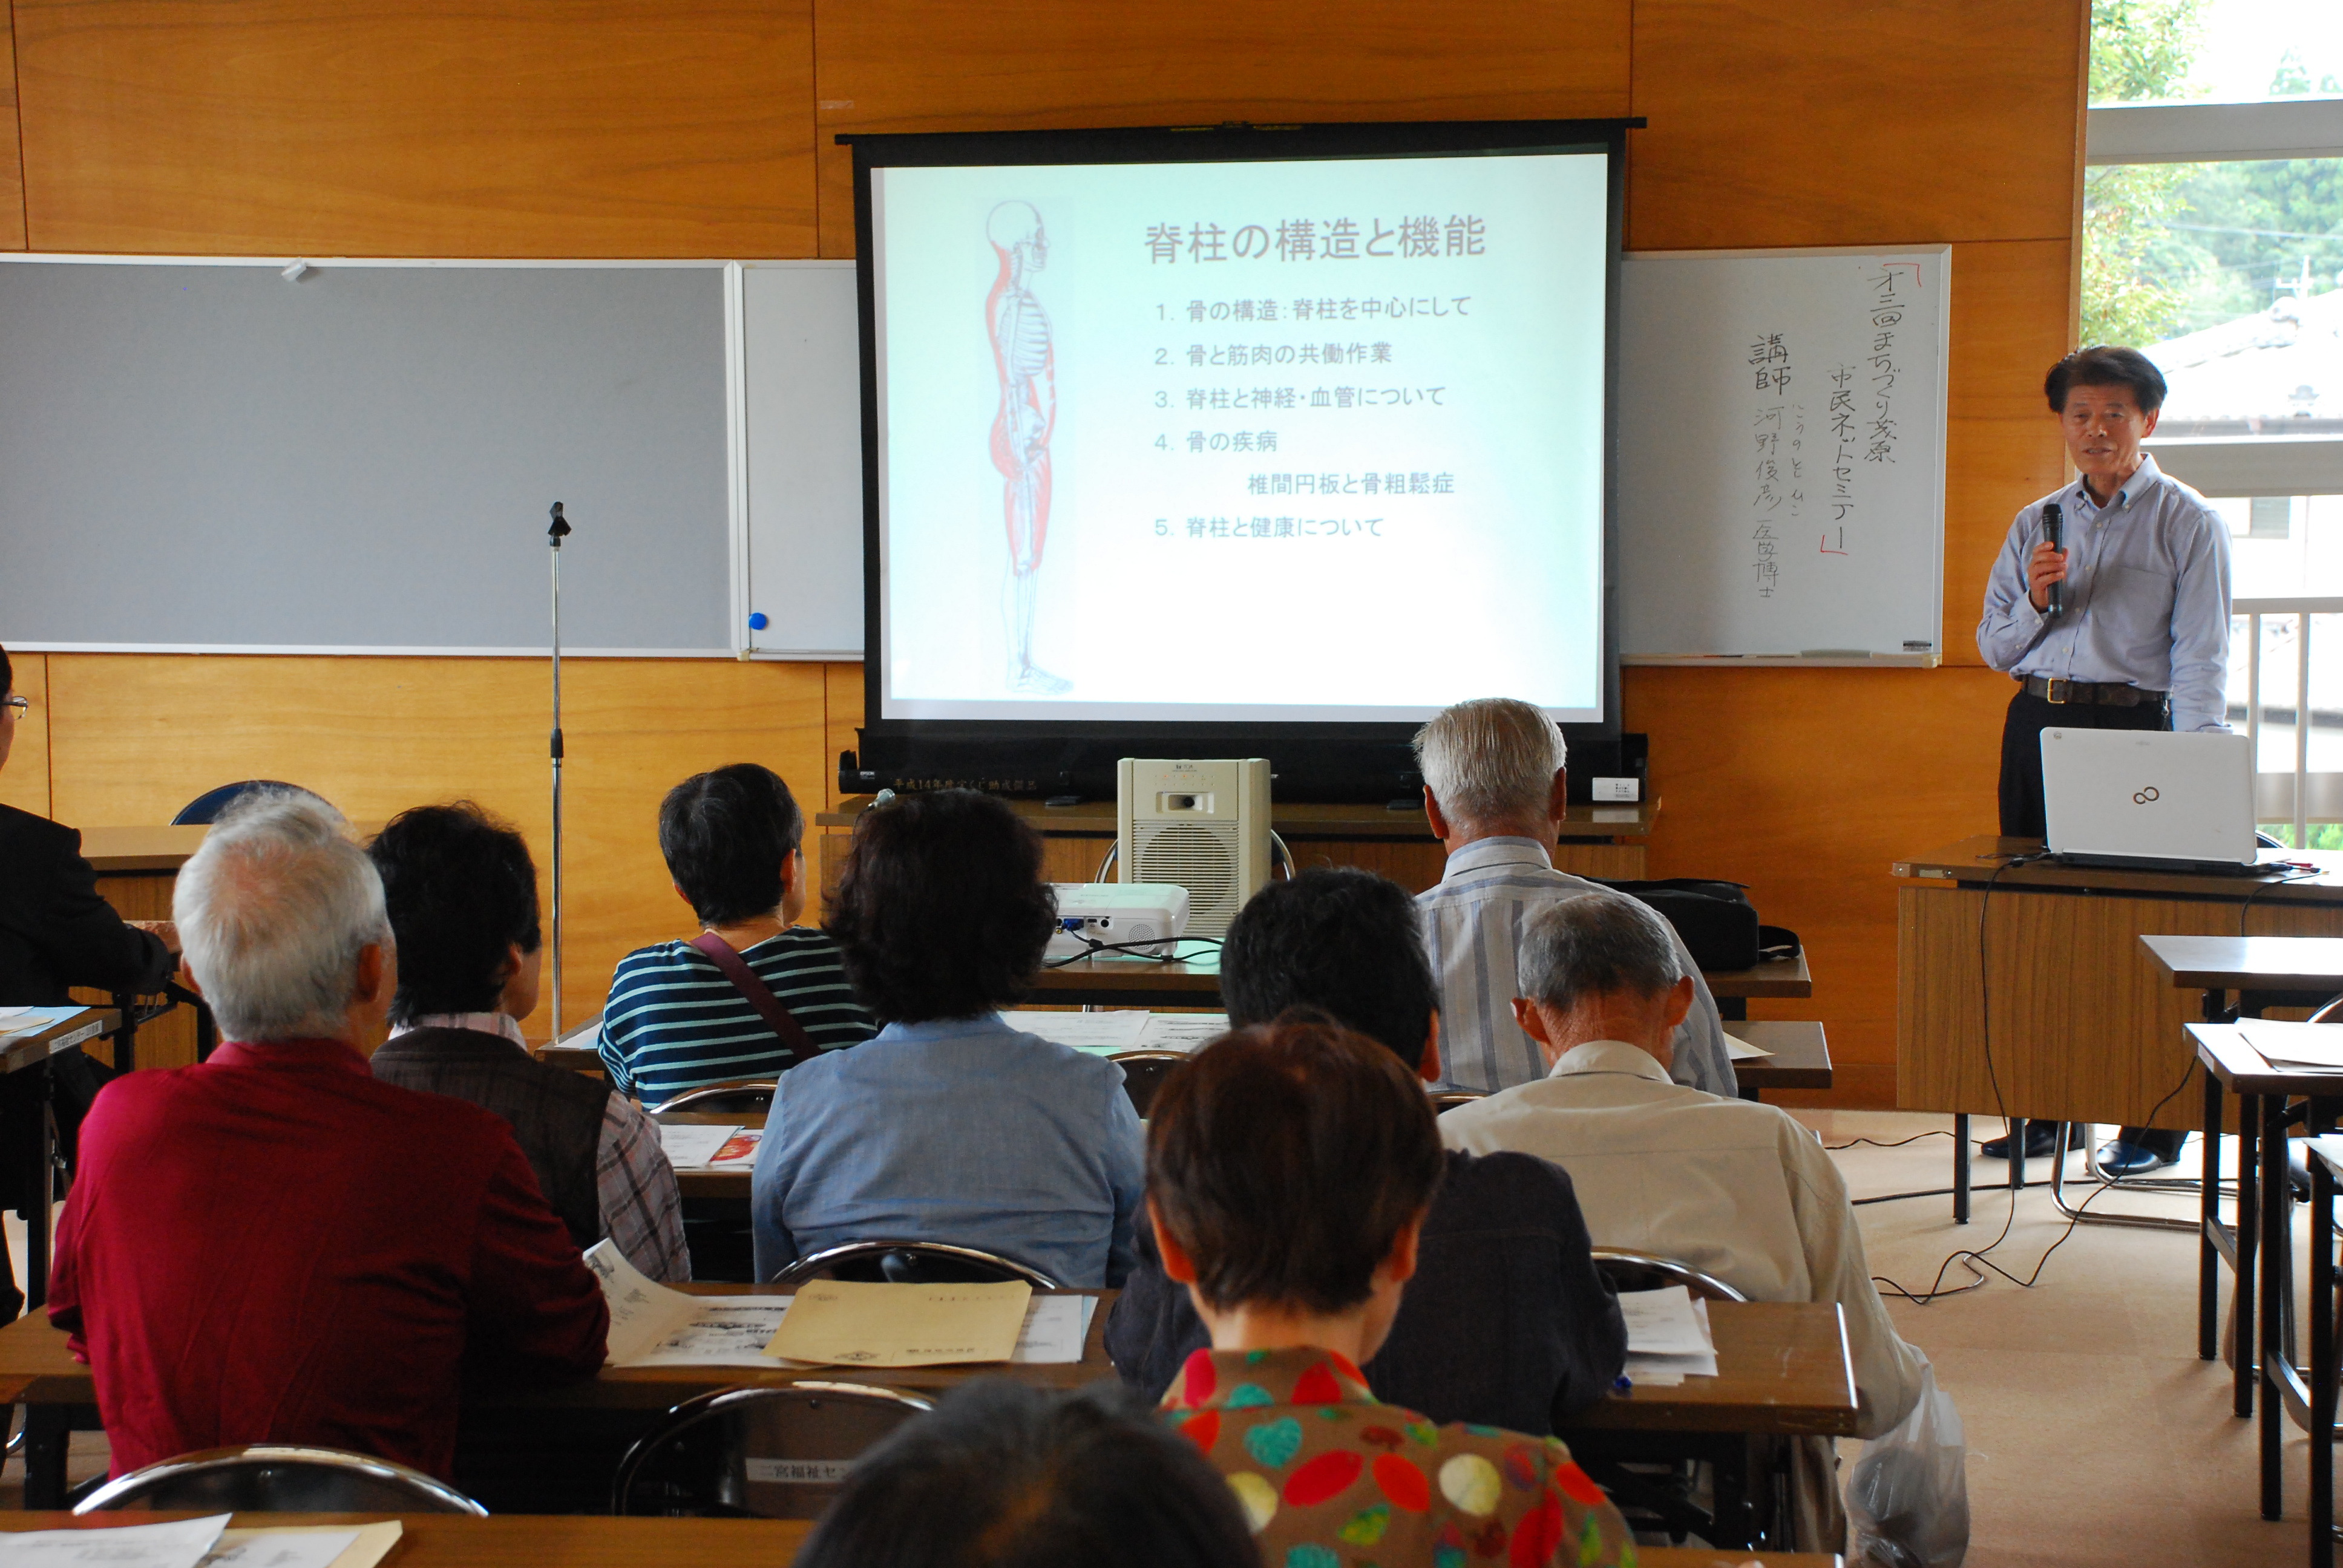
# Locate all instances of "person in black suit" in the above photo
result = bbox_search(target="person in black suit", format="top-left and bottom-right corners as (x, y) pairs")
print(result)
(0, 644), (178, 1318)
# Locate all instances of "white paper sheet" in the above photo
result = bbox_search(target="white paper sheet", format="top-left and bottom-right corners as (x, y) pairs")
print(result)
(0, 1514), (231, 1568)
(200, 1528), (361, 1568)
(0, 1006), (84, 1040)
(621, 1299), (798, 1368)
(999, 1010), (1152, 1051)
(1012, 1295), (1099, 1364)
(659, 1123), (742, 1169)
(1620, 1297), (1718, 1381)
(1723, 1031), (1775, 1060)
(1619, 1285), (1710, 1355)
(2241, 1021), (2343, 1070)
(1135, 1014), (1230, 1051)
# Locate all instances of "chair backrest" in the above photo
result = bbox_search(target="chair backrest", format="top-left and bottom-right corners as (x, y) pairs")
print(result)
(773, 1240), (1060, 1290)
(1591, 1248), (1748, 1302)
(171, 780), (329, 827)
(2305, 995), (2343, 1025)
(1429, 1089), (1486, 1114)
(74, 1445), (486, 1515)
(612, 1382), (934, 1518)
(653, 1079), (781, 1119)
(1106, 1050), (1190, 1117)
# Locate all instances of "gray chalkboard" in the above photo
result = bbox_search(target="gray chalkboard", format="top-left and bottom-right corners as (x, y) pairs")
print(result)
(0, 260), (729, 653)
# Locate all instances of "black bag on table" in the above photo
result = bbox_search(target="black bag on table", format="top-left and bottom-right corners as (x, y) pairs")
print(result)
(1591, 878), (1800, 972)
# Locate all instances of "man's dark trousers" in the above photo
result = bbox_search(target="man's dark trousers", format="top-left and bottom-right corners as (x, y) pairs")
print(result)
(1998, 682), (2184, 1160)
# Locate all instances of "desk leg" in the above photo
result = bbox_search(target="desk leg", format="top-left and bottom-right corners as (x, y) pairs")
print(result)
(2312, 1149), (2335, 1568)
(24, 1065), (52, 1312)
(2239, 1093), (2260, 1420)
(2201, 1068), (2223, 1362)
(1709, 1438), (1754, 1550)
(2009, 1119), (2027, 1194)
(23, 1405), (70, 1510)
(2262, 1094), (2289, 1521)
(1953, 1114), (1970, 1226)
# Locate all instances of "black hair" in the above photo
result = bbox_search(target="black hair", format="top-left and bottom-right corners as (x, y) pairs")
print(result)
(2045, 345), (2166, 414)
(369, 802), (542, 1027)
(796, 1380), (1256, 1568)
(822, 789), (1056, 1023)
(1221, 866), (1436, 1071)
(657, 763), (805, 927)
(1149, 1017), (1446, 1316)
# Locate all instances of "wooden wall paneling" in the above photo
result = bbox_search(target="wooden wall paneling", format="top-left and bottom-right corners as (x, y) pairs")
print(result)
(1623, 662), (2016, 1098)
(45, 654), (829, 1033)
(72, 871), (189, 1070)
(0, 0), (25, 249)
(0, 648), (49, 817)
(1939, 240), (2076, 662)
(1625, 0), (2088, 251)
(13, 0), (817, 256)
(810, 0), (1633, 256)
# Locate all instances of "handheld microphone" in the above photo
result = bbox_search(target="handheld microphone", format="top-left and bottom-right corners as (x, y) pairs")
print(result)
(2042, 503), (2065, 616)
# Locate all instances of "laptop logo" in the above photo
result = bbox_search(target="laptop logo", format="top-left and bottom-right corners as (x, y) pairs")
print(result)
(2134, 786), (2160, 805)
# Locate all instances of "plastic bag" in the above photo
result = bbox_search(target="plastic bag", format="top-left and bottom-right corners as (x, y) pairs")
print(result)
(1846, 1351), (1969, 1568)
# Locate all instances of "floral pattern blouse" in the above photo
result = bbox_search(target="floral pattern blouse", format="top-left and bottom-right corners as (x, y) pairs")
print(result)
(1160, 1345), (1637, 1568)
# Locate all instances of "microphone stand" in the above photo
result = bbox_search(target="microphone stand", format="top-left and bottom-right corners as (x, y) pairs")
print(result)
(548, 501), (572, 1042)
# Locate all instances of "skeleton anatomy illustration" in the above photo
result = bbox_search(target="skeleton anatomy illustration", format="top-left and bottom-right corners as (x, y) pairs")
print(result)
(986, 200), (1069, 695)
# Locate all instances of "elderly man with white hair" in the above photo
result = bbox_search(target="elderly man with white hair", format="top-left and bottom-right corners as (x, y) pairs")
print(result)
(1438, 891), (1925, 1547)
(48, 791), (608, 1484)
(1415, 696), (1735, 1096)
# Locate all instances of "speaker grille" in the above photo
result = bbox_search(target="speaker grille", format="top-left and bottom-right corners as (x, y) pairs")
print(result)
(1133, 821), (1240, 935)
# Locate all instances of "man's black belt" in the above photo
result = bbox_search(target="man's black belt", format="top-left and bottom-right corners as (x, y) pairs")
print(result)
(2020, 675), (2166, 707)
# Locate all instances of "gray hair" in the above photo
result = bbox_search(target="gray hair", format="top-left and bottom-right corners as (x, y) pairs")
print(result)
(173, 789), (392, 1043)
(1413, 697), (1570, 828)
(1519, 892), (1685, 1007)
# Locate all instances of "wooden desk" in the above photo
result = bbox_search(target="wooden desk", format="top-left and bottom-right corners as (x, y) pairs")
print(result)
(1730, 1022), (1832, 1099)
(2190, 1024), (2343, 1525)
(0, 1515), (1837, 1567)
(1895, 837), (2343, 1128)
(1702, 953), (1813, 1023)
(818, 795), (1660, 895)
(1, 1008), (118, 1310)
(658, 1112), (754, 1200)
(73, 827), (213, 1071)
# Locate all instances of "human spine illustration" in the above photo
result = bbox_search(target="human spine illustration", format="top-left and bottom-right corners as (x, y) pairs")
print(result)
(986, 200), (1068, 694)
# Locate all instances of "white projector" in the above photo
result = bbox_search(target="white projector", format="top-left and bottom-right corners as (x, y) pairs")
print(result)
(1046, 883), (1191, 960)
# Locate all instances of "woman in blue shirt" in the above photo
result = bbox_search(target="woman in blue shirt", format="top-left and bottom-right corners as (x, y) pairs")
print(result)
(750, 789), (1146, 1287)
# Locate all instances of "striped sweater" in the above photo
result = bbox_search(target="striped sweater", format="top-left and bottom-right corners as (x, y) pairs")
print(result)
(595, 929), (877, 1104)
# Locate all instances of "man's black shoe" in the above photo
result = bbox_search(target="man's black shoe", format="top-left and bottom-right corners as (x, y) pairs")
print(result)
(1979, 1120), (2068, 1160)
(2099, 1138), (2183, 1177)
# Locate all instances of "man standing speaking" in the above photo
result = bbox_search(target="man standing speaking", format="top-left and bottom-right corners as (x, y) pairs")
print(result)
(1976, 345), (2233, 1175)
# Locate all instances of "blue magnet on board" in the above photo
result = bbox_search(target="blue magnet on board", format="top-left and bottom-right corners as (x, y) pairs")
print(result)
(747, 612), (770, 631)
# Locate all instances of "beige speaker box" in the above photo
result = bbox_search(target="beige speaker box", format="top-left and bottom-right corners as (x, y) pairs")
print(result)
(1115, 758), (1273, 939)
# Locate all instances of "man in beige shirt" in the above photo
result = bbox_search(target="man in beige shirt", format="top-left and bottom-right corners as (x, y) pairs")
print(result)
(1438, 890), (1927, 1547)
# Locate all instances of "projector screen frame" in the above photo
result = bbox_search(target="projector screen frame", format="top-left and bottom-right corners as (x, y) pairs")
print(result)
(842, 118), (1636, 803)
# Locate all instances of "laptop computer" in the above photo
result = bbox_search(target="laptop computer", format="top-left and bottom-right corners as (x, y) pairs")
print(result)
(2040, 728), (2259, 872)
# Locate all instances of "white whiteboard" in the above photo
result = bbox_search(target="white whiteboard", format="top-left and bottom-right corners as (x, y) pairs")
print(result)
(1617, 246), (1949, 663)
(738, 261), (865, 658)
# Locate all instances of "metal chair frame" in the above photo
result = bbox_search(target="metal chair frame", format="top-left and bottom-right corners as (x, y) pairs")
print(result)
(772, 1240), (1060, 1290)
(610, 1381), (934, 1517)
(74, 1443), (487, 1515)
(1106, 1049), (1188, 1117)
(1591, 1247), (1749, 1303)
(1429, 1089), (1486, 1114)
(653, 1079), (782, 1118)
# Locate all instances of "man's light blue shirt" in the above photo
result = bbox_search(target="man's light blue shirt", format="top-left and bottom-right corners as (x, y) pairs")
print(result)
(749, 1013), (1147, 1288)
(1416, 837), (1736, 1099)
(1976, 454), (2233, 732)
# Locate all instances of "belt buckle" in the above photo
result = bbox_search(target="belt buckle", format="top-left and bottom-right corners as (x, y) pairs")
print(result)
(2045, 677), (2069, 704)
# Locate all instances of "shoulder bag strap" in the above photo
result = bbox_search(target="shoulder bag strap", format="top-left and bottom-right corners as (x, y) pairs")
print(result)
(687, 932), (818, 1070)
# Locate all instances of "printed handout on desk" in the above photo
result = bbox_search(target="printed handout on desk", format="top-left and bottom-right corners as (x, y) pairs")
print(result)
(1723, 1031), (1775, 1061)
(585, 1238), (792, 1367)
(203, 1521), (401, 1568)
(1135, 1013), (1230, 1051)
(767, 1279), (1032, 1367)
(0, 1006), (82, 1040)
(2240, 1020), (2343, 1071)
(709, 1130), (762, 1165)
(0, 1514), (231, 1568)
(1014, 1294), (1100, 1364)
(999, 1010), (1152, 1051)
(659, 1123), (743, 1169)
(1619, 1289), (1718, 1386)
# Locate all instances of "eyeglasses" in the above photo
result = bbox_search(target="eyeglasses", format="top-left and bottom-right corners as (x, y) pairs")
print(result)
(1, 696), (25, 719)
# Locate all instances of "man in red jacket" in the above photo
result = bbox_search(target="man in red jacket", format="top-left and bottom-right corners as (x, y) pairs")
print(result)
(48, 789), (608, 1481)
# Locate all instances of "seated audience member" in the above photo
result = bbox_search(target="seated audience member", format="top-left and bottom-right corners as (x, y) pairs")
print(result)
(369, 803), (687, 1281)
(1439, 892), (1925, 1547)
(48, 791), (606, 1480)
(797, 1380), (1256, 1568)
(752, 788), (1145, 1287)
(1414, 696), (1735, 1097)
(598, 763), (875, 1105)
(0, 642), (180, 1319)
(1147, 1019), (1635, 1568)
(1108, 867), (1624, 1430)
